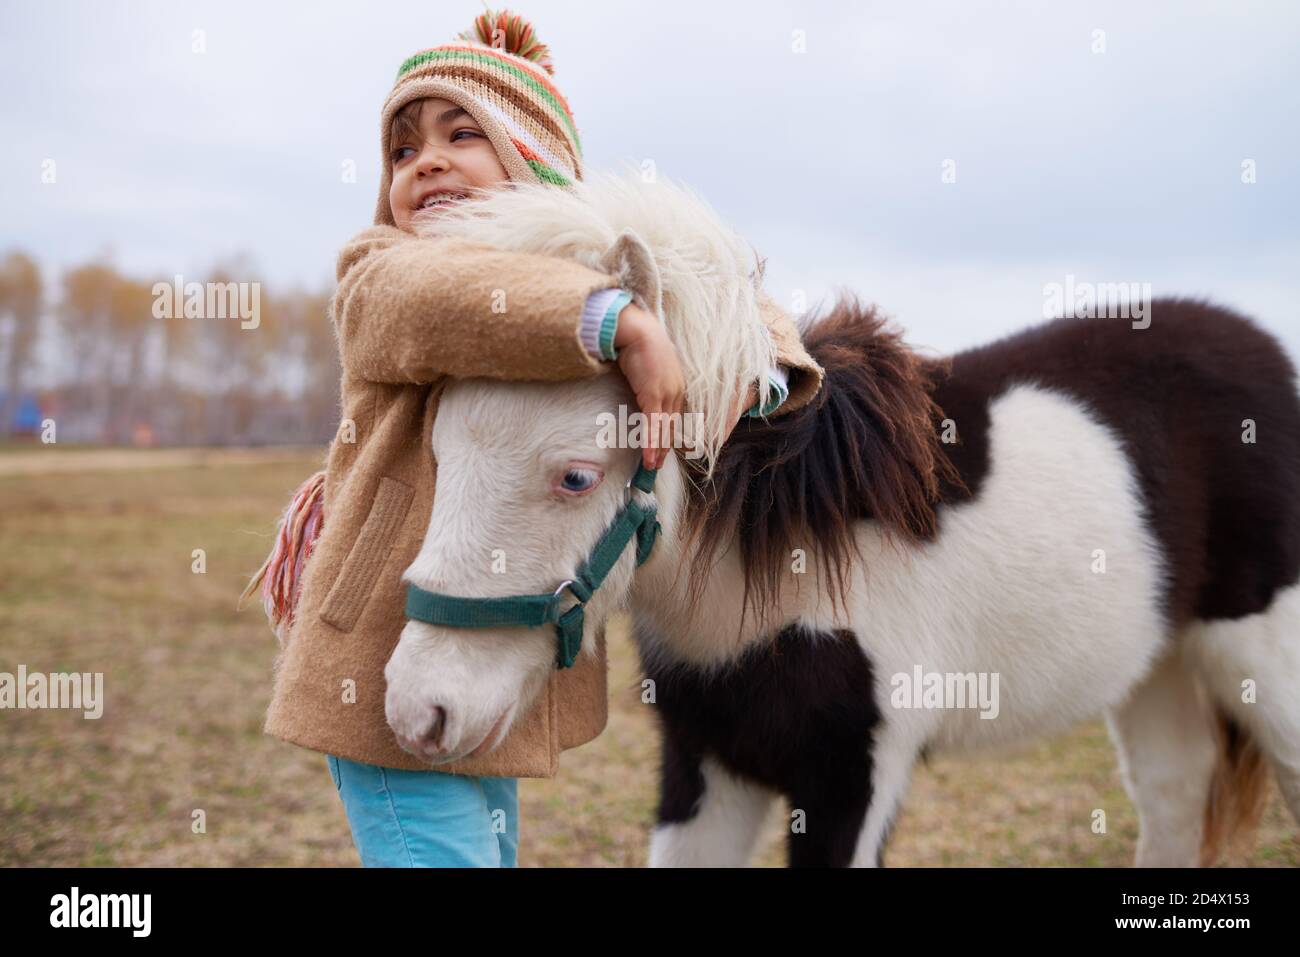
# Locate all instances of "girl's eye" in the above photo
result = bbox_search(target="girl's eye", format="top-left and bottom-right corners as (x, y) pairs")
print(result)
(392, 132), (478, 161)
(560, 468), (601, 494)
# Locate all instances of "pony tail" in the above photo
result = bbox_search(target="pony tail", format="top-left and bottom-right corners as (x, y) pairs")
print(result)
(239, 470), (327, 647)
(1200, 707), (1271, 864)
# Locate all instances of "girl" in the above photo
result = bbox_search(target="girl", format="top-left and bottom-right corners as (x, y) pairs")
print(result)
(245, 8), (821, 867)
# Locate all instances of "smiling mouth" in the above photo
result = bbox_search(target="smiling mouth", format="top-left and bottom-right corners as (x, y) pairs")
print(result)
(415, 192), (469, 211)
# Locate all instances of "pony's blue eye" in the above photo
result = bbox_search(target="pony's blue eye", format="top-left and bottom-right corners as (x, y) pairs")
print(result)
(561, 469), (600, 493)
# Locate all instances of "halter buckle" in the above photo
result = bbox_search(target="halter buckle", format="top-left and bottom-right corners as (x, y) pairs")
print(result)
(552, 576), (592, 608)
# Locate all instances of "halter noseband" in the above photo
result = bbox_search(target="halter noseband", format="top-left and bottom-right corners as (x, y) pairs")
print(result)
(403, 463), (661, 669)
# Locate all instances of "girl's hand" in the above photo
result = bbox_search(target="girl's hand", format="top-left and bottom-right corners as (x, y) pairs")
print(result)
(613, 304), (762, 467)
(613, 303), (686, 469)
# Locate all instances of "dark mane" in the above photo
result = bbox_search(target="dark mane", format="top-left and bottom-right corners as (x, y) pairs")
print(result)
(679, 293), (963, 627)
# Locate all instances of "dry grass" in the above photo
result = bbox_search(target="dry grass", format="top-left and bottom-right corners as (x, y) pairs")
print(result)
(0, 450), (1296, 867)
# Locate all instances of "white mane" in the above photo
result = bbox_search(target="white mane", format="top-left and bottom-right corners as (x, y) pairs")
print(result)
(413, 165), (778, 474)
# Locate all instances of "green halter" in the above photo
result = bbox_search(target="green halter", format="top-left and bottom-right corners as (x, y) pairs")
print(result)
(404, 463), (661, 669)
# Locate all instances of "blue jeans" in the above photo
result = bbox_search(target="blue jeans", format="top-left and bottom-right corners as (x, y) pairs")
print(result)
(327, 754), (519, 867)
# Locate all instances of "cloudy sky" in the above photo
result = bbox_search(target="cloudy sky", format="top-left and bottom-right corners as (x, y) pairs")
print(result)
(3, 0), (1297, 358)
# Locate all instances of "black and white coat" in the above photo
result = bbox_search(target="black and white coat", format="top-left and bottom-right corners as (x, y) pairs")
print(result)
(631, 298), (1300, 867)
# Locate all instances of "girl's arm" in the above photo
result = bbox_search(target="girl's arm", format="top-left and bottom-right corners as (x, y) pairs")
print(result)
(581, 287), (790, 418)
(332, 225), (626, 384)
(578, 287), (826, 420)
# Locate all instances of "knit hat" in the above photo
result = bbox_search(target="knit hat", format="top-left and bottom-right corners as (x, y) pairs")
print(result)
(374, 8), (584, 227)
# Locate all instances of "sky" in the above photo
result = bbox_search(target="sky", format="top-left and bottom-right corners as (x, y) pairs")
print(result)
(2, 0), (1297, 359)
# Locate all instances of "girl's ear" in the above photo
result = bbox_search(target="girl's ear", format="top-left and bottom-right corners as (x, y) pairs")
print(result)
(598, 228), (663, 318)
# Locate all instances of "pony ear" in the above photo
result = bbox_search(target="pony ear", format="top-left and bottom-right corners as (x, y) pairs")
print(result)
(598, 228), (663, 318)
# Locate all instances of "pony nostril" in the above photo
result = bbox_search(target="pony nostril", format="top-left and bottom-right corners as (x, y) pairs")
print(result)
(421, 705), (447, 749)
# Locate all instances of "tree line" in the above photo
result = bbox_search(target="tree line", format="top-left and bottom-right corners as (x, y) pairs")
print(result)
(0, 249), (340, 446)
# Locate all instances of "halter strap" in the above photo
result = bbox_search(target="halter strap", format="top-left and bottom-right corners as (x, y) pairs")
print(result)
(404, 462), (661, 668)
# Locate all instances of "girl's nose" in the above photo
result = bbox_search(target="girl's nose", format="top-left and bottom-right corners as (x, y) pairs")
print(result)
(416, 147), (451, 178)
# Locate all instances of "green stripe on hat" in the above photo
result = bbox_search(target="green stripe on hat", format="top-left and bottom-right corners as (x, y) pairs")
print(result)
(396, 48), (581, 155)
(526, 159), (572, 186)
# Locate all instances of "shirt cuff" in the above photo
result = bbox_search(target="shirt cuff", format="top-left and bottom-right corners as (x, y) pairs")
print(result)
(580, 288), (634, 361)
(744, 364), (790, 418)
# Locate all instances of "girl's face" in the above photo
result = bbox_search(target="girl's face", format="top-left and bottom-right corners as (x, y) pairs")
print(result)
(388, 97), (509, 231)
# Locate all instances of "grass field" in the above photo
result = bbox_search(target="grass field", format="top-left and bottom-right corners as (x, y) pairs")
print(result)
(1, 449), (1296, 866)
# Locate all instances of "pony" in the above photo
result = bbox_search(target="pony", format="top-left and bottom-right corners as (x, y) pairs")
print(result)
(381, 171), (1300, 866)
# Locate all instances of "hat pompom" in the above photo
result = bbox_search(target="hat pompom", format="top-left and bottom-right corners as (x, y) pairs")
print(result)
(459, 8), (555, 74)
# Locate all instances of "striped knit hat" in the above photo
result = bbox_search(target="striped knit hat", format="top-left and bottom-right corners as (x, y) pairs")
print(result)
(374, 8), (583, 227)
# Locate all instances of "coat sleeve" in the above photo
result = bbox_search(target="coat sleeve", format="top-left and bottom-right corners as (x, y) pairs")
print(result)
(331, 225), (626, 384)
(755, 291), (825, 416)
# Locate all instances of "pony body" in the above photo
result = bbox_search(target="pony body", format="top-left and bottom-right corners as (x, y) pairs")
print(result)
(638, 298), (1300, 866)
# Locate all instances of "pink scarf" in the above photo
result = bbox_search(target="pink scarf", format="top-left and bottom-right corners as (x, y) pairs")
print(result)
(242, 470), (326, 646)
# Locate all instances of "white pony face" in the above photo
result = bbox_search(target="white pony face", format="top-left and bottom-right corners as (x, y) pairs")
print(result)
(385, 373), (663, 764)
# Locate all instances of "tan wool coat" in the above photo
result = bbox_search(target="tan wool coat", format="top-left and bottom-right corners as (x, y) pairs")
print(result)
(262, 224), (826, 777)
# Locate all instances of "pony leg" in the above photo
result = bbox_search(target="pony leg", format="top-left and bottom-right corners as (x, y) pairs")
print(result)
(1185, 582), (1300, 826)
(847, 730), (915, 868)
(648, 747), (778, 867)
(1105, 649), (1219, 867)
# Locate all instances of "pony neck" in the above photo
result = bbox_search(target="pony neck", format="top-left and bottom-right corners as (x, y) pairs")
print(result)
(624, 459), (812, 670)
